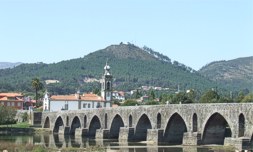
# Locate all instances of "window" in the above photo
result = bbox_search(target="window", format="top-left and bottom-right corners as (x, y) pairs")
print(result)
(83, 103), (87, 108)
(97, 102), (101, 108)
(11, 102), (15, 106)
(7, 102), (10, 106)
(88, 103), (90, 108)
(17, 102), (21, 106)
(107, 81), (111, 90)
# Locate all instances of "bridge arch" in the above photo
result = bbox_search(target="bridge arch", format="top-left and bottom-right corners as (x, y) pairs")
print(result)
(238, 113), (245, 137)
(70, 116), (81, 135)
(163, 112), (187, 145)
(43, 116), (50, 128)
(53, 116), (64, 133)
(202, 112), (232, 145)
(66, 116), (69, 126)
(157, 113), (161, 129)
(84, 115), (87, 128)
(193, 113), (197, 132)
(109, 114), (125, 139)
(134, 113), (152, 141)
(105, 113), (108, 129)
(88, 115), (101, 138)
(129, 114), (133, 127)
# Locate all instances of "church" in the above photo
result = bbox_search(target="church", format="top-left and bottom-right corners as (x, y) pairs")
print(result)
(43, 62), (113, 112)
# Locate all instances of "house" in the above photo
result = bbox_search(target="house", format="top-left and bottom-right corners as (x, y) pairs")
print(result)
(112, 91), (125, 101)
(43, 62), (113, 111)
(0, 93), (24, 110)
(48, 93), (107, 112)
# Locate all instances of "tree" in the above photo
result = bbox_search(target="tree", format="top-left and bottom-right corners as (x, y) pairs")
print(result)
(32, 78), (43, 106)
(200, 89), (220, 103)
(0, 105), (17, 125)
(171, 92), (193, 104)
(121, 100), (139, 106)
(241, 93), (253, 103)
(150, 90), (155, 100)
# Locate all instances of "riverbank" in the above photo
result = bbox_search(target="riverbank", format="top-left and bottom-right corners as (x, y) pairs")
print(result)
(0, 127), (51, 135)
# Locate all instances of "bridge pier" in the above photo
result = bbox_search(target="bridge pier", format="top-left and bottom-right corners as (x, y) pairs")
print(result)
(146, 129), (163, 144)
(118, 127), (128, 142)
(95, 129), (110, 139)
(224, 137), (250, 151)
(118, 127), (135, 142)
(182, 132), (201, 145)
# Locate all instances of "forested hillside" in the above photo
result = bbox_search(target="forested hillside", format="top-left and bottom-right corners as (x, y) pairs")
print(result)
(199, 56), (253, 91)
(0, 43), (216, 94)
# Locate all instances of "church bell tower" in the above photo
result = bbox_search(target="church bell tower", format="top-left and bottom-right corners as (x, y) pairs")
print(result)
(101, 62), (113, 106)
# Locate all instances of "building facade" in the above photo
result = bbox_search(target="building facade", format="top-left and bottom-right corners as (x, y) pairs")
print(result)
(48, 93), (107, 112)
(0, 93), (24, 110)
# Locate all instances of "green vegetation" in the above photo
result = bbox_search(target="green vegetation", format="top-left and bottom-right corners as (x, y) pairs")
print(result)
(199, 56), (253, 91)
(0, 122), (30, 128)
(0, 43), (216, 95)
(31, 78), (44, 106)
(0, 105), (16, 125)
(121, 100), (139, 106)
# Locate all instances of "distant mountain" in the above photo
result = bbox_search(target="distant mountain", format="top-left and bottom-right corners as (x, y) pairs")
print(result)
(0, 43), (215, 94)
(0, 62), (22, 69)
(199, 56), (253, 91)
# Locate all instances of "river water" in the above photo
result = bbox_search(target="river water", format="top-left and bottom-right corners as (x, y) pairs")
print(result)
(0, 134), (235, 152)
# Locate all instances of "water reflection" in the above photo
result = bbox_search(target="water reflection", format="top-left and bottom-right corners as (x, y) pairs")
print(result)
(0, 134), (234, 152)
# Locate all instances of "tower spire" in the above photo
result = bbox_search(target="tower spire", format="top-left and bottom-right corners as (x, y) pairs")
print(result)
(101, 61), (113, 105)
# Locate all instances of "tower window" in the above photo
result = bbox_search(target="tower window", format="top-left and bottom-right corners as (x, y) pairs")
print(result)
(107, 82), (110, 90)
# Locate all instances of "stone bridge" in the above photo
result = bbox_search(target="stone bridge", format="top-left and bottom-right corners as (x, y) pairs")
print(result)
(41, 103), (253, 150)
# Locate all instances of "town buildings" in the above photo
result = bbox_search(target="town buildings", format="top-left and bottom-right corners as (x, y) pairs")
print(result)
(0, 93), (24, 110)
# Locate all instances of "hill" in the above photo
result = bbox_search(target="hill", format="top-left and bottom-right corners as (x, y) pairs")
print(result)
(0, 62), (22, 69)
(0, 43), (215, 94)
(199, 56), (253, 91)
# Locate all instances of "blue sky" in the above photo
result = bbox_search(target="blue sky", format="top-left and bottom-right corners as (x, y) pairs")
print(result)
(0, 0), (252, 70)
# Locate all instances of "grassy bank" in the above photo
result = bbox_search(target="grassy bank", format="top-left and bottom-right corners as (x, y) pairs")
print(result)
(0, 122), (30, 128)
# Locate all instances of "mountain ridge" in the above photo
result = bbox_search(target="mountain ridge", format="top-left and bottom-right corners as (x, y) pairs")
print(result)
(0, 62), (23, 69)
(199, 56), (253, 91)
(0, 43), (214, 94)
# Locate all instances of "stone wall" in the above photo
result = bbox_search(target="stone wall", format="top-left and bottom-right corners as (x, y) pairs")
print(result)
(41, 103), (253, 150)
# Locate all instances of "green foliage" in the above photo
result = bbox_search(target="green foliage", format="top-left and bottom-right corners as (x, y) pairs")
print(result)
(199, 56), (253, 91)
(171, 92), (193, 104)
(240, 93), (253, 103)
(0, 43), (216, 95)
(200, 90), (220, 103)
(144, 100), (159, 105)
(121, 99), (139, 106)
(31, 78), (44, 106)
(112, 100), (121, 106)
(0, 105), (17, 125)
(149, 90), (155, 100)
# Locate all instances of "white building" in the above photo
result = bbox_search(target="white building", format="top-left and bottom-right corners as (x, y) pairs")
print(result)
(112, 91), (125, 101)
(43, 62), (113, 112)
(49, 93), (107, 112)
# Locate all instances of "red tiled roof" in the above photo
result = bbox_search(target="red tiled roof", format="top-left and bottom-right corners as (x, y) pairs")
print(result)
(0, 93), (23, 97)
(0, 92), (24, 102)
(51, 93), (103, 102)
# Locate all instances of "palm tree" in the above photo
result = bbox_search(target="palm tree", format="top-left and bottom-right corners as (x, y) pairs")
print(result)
(32, 78), (43, 106)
